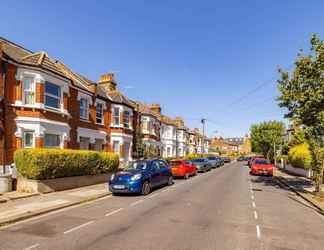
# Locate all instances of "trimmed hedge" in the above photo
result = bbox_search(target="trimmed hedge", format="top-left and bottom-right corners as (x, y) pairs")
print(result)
(288, 143), (312, 169)
(14, 148), (119, 180)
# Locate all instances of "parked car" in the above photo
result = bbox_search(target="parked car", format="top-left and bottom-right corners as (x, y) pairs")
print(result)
(218, 157), (225, 166)
(191, 158), (212, 172)
(250, 158), (273, 176)
(109, 159), (173, 195)
(170, 160), (197, 179)
(237, 156), (246, 161)
(207, 156), (220, 168)
(222, 157), (231, 163)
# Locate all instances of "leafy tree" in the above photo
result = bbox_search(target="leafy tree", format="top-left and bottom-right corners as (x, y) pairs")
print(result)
(250, 121), (286, 162)
(277, 34), (324, 193)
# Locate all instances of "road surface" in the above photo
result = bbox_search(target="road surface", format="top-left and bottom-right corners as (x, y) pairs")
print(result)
(1, 162), (324, 250)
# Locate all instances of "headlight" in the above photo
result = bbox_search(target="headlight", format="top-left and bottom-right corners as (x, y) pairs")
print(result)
(131, 173), (142, 181)
(110, 174), (115, 181)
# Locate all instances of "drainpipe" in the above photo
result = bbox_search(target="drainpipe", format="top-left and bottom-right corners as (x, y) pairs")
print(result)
(1, 60), (8, 174)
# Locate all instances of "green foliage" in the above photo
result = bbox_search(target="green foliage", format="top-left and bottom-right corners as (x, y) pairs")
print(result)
(288, 143), (312, 169)
(277, 34), (324, 192)
(289, 129), (307, 146)
(250, 120), (286, 162)
(14, 148), (119, 180)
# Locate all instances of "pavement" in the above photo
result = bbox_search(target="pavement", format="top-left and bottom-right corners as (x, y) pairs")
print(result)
(275, 167), (324, 213)
(0, 183), (110, 226)
(0, 162), (324, 250)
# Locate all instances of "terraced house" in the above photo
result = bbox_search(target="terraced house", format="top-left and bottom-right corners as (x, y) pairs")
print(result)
(0, 37), (135, 170)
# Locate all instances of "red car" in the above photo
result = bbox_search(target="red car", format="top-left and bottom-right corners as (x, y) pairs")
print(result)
(170, 160), (197, 179)
(250, 158), (273, 176)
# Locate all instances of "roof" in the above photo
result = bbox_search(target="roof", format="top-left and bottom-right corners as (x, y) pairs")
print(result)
(133, 101), (160, 118)
(1, 37), (133, 107)
(161, 115), (177, 126)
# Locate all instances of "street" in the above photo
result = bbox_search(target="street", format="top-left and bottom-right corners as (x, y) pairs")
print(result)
(1, 162), (324, 250)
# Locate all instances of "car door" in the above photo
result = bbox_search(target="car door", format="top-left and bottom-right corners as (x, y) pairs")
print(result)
(158, 160), (170, 184)
(150, 161), (162, 187)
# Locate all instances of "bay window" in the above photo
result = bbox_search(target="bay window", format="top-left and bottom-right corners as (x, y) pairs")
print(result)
(23, 77), (35, 105)
(79, 137), (90, 150)
(80, 98), (88, 120)
(45, 82), (61, 109)
(44, 133), (61, 148)
(96, 103), (104, 124)
(113, 107), (120, 126)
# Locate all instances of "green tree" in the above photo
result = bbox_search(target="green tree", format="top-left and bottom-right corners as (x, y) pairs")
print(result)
(277, 34), (324, 193)
(250, 121), (286, 162)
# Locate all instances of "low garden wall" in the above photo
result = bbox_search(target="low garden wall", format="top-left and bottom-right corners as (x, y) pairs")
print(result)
(284, 164), (313, 178)
(17, 173), (111, 193)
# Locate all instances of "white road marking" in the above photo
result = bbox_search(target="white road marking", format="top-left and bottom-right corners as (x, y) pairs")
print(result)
(254, 210), (258, 220)
(24, 243), (40, 250)
(161, 189), (168, 193)
(251, 195), (255, 200)
(63, 221), (94, 234)
(130, 199), (144, 207)
(105, 208), (123, 217)
(252, 201), (256, 208)
(256, 225), (261, 239)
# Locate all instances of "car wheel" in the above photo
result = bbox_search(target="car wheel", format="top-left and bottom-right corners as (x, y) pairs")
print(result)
(168, 176), (174, 186)
(184, 173), (189, 180)
(141, 181), (151, 195)
(193, 171), (197, 176)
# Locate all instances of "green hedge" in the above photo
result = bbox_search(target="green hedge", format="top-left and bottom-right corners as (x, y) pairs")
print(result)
(288, 143), (312, 169)
(14, 148), (119, 180)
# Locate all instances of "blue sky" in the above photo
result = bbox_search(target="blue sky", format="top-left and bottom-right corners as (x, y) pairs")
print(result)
(2, 1), (324, 137)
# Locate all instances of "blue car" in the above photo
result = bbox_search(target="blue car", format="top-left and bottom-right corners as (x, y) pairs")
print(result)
(109, 159), (173, 195)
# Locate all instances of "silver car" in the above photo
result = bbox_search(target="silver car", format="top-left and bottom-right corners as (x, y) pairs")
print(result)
(191, 158), (212, 172)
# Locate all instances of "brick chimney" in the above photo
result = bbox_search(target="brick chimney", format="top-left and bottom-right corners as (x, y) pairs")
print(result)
(98, 73), (117, 92)
(149, 104), (161, 115)
(174, 117), (184, 127)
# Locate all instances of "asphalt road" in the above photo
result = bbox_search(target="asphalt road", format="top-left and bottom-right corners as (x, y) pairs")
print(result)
(1, 162), (324, 250)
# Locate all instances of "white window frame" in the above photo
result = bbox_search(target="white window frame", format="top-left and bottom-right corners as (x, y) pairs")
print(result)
(80, 98), (89, 120)
(113, 107), (120, 126)
(23, 131), (34, 148)
(44, 81), (62, 110)
(96, 102), (104, 125)
(23, 77), (35, 105)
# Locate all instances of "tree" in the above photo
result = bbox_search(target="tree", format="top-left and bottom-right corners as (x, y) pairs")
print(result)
(250, 121), (286, 162)
(277, 34), (324, 193)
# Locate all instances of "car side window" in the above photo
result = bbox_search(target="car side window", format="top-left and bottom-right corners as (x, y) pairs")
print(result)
(158, 160), (168, 169)
(152, 161), (160, 171)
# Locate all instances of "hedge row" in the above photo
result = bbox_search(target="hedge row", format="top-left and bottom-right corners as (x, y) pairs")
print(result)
(14, 148), (119, 180)
(288, 143), (312, 169)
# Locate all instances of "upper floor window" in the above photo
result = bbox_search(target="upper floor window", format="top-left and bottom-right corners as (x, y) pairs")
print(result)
(124, 111), (130, 128)
(23, 77), (35, 105)
(45, 82), (61, 109)
(96, 103), (104, 124)
(113, 107), (120, 125)
(80, 98), (88, 120)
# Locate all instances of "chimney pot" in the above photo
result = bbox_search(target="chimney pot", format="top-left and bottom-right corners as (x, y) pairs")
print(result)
(98, 73), (117, 91)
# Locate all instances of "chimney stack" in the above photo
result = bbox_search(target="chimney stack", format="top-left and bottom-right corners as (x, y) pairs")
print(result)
(149, 104), (161, 115)
(174, 116), (184, 127)
(98, 73), (117, 92)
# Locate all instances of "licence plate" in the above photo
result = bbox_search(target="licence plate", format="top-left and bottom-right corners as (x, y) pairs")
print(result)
(113, 185), (125, 189)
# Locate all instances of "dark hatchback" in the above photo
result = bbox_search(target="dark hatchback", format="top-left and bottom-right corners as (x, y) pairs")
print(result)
(109, 159), (173, 195)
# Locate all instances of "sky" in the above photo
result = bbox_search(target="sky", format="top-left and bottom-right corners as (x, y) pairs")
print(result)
(2, 0), (324, 138)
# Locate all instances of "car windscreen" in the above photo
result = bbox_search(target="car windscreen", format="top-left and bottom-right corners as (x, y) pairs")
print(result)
(255, 159), (269, 165)
(125, 161), (148, 170)
(192, 159), (205, 162)
(207, 157), (216, 160)
(170, 161), (182, 166)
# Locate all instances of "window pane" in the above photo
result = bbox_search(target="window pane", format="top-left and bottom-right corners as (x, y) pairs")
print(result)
(24, 132), (33, 147)
(96, 103), (103, 124)
(45, 82), (60, 97)
(44, 134), (61, 148)
(45, 95), (60, 109)
(95, 139), (104, 151)
(80, 99), (88, 119)
(112, 141), (120, 154)
(113, 107), (120, 125)
(25, 92), (35, 105)
(124, 111), (129, 128)
(80, 137), (90, 150)
(24, 78), (34, 91)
